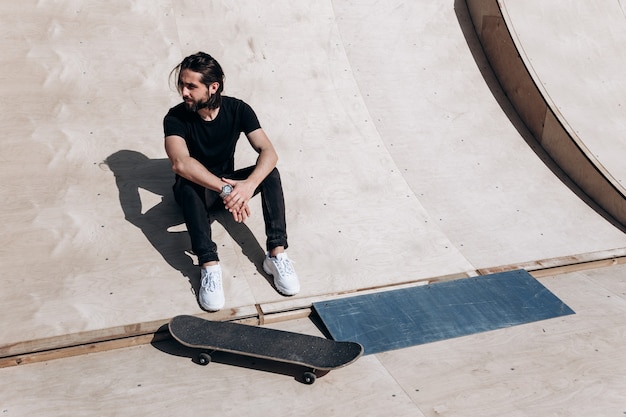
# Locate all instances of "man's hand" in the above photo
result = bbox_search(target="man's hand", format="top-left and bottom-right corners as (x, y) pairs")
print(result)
(220, 128), (277, 224)
(230, 201), (250, 223)
(222, 178), (255, 223)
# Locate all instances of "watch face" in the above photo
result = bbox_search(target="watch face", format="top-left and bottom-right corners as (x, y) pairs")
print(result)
(223, 184), (233, 194)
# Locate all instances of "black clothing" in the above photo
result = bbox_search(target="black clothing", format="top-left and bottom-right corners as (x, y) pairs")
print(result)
(163, 96), (261, 177)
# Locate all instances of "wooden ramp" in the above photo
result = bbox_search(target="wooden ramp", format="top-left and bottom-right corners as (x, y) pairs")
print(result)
(2, 265), (626, 416)
(0, 2), (625, 414)
(466, 0), (626, 227)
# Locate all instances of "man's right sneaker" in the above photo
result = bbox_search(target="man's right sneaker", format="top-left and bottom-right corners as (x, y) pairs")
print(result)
(263, 252), (300, 296)
(199, 264), (225, 311)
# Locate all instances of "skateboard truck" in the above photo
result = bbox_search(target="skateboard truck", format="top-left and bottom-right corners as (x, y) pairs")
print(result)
(196, 350), (318, 384)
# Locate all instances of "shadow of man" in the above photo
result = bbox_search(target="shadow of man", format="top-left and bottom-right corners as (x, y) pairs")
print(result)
(104, 150), (269, 297)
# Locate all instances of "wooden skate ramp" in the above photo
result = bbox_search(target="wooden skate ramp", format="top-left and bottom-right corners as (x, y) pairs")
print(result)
(2, 1), (626, 416)
(0, 0), (625, 366)
(466, 0), (626, 227)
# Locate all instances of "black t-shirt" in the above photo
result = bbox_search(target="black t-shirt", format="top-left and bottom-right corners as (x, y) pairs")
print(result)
(163, 96), (261, 176)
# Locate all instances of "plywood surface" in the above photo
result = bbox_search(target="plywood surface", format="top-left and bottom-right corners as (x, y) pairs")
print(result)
(0, 0), (472, 352)
(1, 0), (625, 364)
(377, 264), (626, 417)
(2, 264), (626, 416)
(333, 0), (626, 267)
(501, 0), (626, 190)
(0, 319), (424, 417)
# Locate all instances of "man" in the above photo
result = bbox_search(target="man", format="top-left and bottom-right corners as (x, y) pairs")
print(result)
(163, 52), (299, 311)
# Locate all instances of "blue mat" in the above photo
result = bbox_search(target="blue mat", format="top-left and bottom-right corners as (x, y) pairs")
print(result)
(313, 270), (574, 354)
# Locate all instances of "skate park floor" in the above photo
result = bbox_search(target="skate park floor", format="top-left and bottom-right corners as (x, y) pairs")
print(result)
(1, 1), (626, 416)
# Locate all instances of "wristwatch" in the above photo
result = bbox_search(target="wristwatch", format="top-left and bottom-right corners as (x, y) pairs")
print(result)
(220, 184), (233, 198)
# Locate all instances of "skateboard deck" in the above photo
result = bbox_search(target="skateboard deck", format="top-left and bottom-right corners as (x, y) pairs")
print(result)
(168, 315), (363, 384)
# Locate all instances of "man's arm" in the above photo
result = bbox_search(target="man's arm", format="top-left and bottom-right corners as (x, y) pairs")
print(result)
(222, 127), (278, 213)
(164, 134), (224, 192)
(165, 134), (251, 222)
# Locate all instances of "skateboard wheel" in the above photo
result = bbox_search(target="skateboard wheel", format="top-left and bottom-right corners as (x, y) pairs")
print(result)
(303, 371), (316, 385)
(198, 352), (212, 365)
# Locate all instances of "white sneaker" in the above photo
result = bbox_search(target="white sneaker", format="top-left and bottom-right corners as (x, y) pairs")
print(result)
(263, 252), (300, 296)
(199, 265), (225, 311)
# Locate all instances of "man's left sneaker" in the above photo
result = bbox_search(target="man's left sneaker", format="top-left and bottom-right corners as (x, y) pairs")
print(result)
(263, 252), (300, 296)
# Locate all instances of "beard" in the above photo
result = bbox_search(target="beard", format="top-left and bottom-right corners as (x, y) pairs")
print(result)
(184, 97), (210, 113)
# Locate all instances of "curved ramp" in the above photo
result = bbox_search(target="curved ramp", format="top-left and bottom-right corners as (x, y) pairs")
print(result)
(466, 0), (626, 227)
(1, 0), (625, 363)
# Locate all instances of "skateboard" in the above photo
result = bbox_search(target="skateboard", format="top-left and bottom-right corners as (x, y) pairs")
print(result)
(168, 315), (363, 384)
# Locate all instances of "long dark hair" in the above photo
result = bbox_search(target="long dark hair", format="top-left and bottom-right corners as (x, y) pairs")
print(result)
(170, 52), (225, 109)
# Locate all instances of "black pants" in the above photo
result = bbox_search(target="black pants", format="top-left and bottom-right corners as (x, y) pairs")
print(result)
(173, 167), (288, 265)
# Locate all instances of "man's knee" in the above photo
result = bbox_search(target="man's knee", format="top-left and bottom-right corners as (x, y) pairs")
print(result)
(174, 177), (202, 203)
(265, 167), (282, 184)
